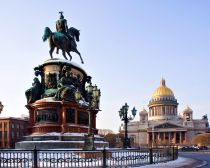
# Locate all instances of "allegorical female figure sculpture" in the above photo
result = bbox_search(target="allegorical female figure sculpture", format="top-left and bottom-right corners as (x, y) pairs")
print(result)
(54, 66), (76, 101)
(25, 77), (43, 103)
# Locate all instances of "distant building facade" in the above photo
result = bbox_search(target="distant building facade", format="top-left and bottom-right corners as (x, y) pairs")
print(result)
(0, 117), (29, 148)
(126, 79), (209, 146)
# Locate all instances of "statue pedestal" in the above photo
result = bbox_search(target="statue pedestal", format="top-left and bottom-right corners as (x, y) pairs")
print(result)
(83, 134), (95, 150)
(16, 133), (108, 149)
(27, 98), (98, 135)
(20, 58), (106, 149)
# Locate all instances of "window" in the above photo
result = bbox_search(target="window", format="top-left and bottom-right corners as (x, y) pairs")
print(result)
(78, 111), (88, 125)
(11, 132), (14, 139)
(66, 108), (75, 123)
(36, 109), (58, 123)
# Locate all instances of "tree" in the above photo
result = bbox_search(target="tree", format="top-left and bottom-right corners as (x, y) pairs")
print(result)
(192, 133), (210, 146)
(98, 129), (114, 136)
(104, 133), (124, 148)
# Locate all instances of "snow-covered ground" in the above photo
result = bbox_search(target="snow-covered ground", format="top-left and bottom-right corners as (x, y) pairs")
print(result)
(133, 157), (191, 168)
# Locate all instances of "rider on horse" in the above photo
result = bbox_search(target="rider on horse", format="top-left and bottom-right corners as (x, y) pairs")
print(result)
(56, 12), (73, 41)
(55, 12), (73, 54)
(56, 12), (68, 33)
(43, 12), (84, 63)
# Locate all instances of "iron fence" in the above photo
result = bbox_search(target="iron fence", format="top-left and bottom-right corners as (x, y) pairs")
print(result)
(0, 146), (178, 168)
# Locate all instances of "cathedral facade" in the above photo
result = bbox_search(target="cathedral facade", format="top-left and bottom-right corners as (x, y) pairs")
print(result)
(127, 79), (209, 146)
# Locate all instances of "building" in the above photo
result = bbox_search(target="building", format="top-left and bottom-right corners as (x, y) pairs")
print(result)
(126, 79), (209, 146)
(0, 117), (28, 148)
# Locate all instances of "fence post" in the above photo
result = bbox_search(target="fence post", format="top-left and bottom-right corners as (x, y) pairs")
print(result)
(102, 147), (107, 168)
(33, 146), (38, 168)
(149, 147), (153, 164)
(172, 146), (175, 160)
(176, 145), (178, 159)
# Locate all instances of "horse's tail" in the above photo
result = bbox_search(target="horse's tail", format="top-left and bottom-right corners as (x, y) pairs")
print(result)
(42, 27), (52, 42)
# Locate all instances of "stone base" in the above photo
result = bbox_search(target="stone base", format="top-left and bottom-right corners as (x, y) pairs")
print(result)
(15, 133), (108, 149)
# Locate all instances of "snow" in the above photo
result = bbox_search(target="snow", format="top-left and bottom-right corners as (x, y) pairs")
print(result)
(30, 132), (103, 138)
(43, 58), (86, 73)
(133, 157), (188, 168)
(20, 140), (107, 143)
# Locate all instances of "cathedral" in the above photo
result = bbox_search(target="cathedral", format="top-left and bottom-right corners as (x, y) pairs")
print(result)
(127, 79), (209, 146)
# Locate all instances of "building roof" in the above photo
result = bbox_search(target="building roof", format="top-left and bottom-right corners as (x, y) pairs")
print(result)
(0, 117), (28, 122)
(152, 78), (174, 98)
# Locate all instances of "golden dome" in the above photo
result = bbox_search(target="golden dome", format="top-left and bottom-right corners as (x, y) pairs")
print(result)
(152, 79), (174, 98)
(183, 105), (193, 113)
(140, 107), (147, 114)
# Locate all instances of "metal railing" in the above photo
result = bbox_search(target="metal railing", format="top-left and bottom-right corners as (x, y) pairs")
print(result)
(0, 146), (178, 168)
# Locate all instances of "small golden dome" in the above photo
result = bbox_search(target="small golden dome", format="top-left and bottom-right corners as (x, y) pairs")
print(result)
(183, 105), (193, 113)
(152, 79), (174, 98)
(140, 107), (147, 114)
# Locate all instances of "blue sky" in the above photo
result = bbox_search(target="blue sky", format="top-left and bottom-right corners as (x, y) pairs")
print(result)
(0, 1), (209, 132)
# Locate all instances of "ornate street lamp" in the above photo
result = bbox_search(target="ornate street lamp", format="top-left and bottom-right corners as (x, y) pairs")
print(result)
(0, 101), (3, 114)
(75, 83), (101, 150)
(119, 103), (136, 148)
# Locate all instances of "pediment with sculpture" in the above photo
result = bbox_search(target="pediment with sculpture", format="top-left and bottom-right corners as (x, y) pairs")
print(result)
(154, 122), (184, 129)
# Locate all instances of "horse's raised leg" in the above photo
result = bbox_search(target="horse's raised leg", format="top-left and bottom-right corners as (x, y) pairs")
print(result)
(56, 47), (59, 54)
(75, 49), (84, 64)
(49, 46), (55, 59)
(67, 52), (72, 61)
(62, 50), (68, 60)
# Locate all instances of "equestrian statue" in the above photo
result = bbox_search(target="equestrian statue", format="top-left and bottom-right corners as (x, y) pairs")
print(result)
(42, 12), (84, 64)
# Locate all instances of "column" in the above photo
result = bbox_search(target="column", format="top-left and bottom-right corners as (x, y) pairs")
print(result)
(33, 110), (37, 125)
(29, 110), (34, 126)
(184, 132), (187, 144)
(169, 132), (171, 144)
(152, 132), (155, 144)
(164, 106), (166, 115)
(147, 133), (149, 144)
(75, 109), (78, 124)
(161, 106), (164, 116)
(93, 112), (96, 129)
(154, 107), (155, 116)
(174, 132), (176, 144)
(178, 132), (181, 144)
(61, 106), (66, 133)
(163, 132), (166, 144)
(158, 132), (161, 144)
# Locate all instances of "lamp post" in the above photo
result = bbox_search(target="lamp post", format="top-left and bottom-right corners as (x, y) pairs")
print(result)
(75, 83), (101, 150)
(118, 103), (136, 148)
(0, 101), (3, 114)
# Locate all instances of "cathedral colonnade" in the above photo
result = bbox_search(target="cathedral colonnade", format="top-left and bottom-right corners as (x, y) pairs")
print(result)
(147, 131), (187, 145)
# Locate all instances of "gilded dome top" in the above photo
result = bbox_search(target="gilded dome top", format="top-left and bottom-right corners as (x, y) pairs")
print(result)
(152, 79), (174, 98)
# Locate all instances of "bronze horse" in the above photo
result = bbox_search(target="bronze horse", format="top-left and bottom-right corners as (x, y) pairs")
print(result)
(42, 27), (84, 64)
